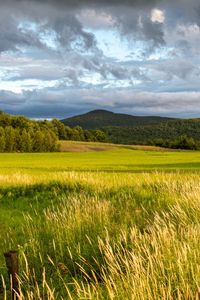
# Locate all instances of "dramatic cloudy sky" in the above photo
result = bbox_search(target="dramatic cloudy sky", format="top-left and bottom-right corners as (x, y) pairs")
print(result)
(0, 0), (200, 118)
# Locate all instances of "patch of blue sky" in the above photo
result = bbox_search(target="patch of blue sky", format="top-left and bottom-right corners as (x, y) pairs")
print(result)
(39, 30), (58, 50)
(18, 21), (58, 50)
(93, 29), (137, 61)
(93, 28), (173, 63)
(18, 21), (38, 32)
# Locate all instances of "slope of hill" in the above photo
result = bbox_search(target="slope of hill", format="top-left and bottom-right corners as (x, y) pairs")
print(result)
(62, 109), (175, 129)
(103, 119), (200, 145)
(61, 110), (200, 146)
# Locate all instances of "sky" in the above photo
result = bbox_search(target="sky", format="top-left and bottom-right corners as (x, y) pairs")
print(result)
(0, 0), (200, 119)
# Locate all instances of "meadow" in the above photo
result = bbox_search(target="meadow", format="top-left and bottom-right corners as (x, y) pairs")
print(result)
(1, 142), (200, 299)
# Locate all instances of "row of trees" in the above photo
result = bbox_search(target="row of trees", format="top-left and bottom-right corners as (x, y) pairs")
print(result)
(150, 135), (199, 150)
(0, 112), (107, 143)
(0, 127), (59, 153)
(51, 119), (107, 142)
(0, 112), (107, 152)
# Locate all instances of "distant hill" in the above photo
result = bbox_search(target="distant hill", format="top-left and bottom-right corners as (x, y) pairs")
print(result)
(61, 109), (175, 129)
(61, 110), (200, 145)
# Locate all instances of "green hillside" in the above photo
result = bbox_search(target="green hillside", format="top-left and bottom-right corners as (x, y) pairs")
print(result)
(62, 109), (174, 129)
(62, 110), (200, 146)
(103, 119), (200, 145)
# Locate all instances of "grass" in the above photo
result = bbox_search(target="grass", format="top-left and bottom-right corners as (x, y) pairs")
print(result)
(1, 142), (200, 299)
(1, 143), (200, 178)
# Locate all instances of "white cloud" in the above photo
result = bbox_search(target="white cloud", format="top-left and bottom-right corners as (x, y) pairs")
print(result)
(151, 9), (165, 23)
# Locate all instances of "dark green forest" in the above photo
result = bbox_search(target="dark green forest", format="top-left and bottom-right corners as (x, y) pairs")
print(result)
(62, 109), (200, 150)
(103, 119), (200, 149)
(0, 111), (106, 152)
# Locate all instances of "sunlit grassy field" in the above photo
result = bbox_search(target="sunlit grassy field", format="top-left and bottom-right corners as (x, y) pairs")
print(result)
(1, 144), (200, 178)
(1, 143), (200, 299)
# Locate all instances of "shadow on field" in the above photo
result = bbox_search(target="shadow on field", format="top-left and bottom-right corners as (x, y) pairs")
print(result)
(0, 181), (94, 210)
(0, 180), (172, 228)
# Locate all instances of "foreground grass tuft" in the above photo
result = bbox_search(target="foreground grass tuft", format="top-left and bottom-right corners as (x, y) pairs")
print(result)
(1, 172), (200, 299)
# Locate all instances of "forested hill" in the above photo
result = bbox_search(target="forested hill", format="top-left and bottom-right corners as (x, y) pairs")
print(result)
(62, 109), (175, 129)
(61, 110), (200, 148)
(102, 119), (200, 145)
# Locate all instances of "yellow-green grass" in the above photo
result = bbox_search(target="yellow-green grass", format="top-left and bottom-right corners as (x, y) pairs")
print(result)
(1, 145), (200, 298)
(0, 145), (200, 181)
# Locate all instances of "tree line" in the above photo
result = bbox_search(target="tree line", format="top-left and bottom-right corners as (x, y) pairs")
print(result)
(150, 135), (200, 150)
(0, 127), (59, 152)
(2, 111), (199, 152)
(103, 119), (200, 150)
(51, 119), (106, 142)
(0, 112), (107, 152)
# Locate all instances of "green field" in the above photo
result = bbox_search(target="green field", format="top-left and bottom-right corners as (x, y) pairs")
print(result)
(1, 146), (200, 177)
(1, 144), (200, 299)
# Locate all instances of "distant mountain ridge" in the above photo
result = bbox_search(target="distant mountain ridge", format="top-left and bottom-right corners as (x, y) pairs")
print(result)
(61, 109), (200, 145)
(61, 109), (176, 129)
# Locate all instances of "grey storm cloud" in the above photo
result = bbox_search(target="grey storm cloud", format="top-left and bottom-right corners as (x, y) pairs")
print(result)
(1, 0), (200, 118)
(7, 0), (159, 8)
(0, 1), (98, 54)
(1, 0), (200, 54)
(0, 90), (26, 105)
(2, 87), (200, 119)
(146, 59), (199, 82)
(0, 15), (45, 52)
(0, 0), (167, 53)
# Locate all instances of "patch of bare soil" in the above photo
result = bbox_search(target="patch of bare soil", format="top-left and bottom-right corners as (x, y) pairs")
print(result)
(59, 142), (113, 152)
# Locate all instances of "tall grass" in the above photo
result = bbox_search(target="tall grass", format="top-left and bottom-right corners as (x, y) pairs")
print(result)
(1, 172), (200, 299)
